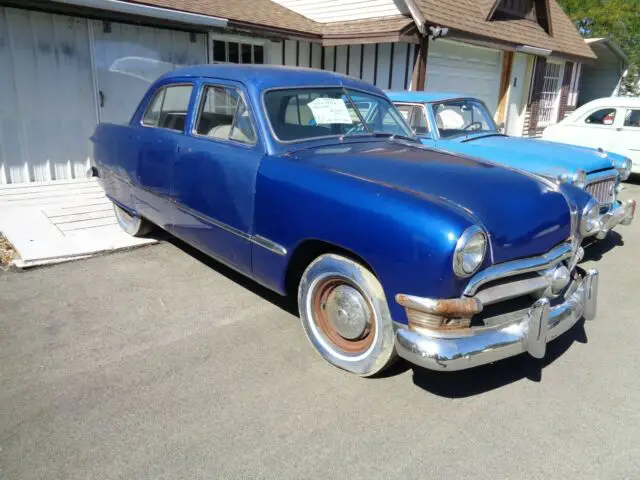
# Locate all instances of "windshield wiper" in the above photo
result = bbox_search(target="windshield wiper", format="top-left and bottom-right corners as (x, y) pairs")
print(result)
(366, 132), (418, 142)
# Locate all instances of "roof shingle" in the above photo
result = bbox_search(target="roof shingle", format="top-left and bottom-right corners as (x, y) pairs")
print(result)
(413, 0), (595, 59)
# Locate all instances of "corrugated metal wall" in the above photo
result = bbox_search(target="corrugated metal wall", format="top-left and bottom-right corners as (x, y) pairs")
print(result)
(0, 7), (97, 184)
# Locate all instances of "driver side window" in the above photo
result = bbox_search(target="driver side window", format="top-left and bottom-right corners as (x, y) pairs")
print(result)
(585, 108), (616, 126)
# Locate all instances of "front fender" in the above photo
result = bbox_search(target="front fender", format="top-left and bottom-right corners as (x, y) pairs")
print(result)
(252, 156), (478, 324)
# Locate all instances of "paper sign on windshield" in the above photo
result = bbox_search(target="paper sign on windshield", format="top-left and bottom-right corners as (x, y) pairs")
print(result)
(307, 98), (353, 125)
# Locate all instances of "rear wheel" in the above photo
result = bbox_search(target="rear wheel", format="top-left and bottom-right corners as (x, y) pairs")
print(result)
(298, 254), (396, 377)
(113, 203), (152, 237)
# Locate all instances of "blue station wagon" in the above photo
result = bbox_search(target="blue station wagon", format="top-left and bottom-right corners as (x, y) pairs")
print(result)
(387, 91), (636, 240)
(92, 65), (600, 376)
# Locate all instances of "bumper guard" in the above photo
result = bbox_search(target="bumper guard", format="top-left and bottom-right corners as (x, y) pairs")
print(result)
(596, 199), (636, 239)
(395, 269), (599, 372)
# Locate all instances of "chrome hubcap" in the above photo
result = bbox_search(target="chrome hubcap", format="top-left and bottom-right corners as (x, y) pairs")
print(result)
(323, 284), (371, 340)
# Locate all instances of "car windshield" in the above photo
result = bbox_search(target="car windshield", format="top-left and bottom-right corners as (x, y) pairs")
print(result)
(264, 87), (415, 142)
(431, 99), (498, 139)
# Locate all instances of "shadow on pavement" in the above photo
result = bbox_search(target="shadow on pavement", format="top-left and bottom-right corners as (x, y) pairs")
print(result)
(582, 231), (623, 262)
(153, 231), (298, 316)
(408, 319), (588, 398)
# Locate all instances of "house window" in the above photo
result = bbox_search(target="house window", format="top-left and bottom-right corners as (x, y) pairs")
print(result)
(537, 61), (564, 127)
(211, 39), (264, 65)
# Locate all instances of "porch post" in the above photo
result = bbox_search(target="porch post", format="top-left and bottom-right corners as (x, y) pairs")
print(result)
(410, 35), (429, 91)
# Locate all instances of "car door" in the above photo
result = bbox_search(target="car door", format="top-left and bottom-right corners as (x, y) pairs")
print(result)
(616, 108), (640, 166)
(131, 83), (194, 228)
(171, 81), (263, 275)
(571, 106), (619, 152)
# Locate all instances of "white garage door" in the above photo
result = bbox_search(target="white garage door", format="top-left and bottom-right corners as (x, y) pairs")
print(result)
(0, 7), (97, 184)
(426, 40), (503, 114)
(92, 21), (207, 125)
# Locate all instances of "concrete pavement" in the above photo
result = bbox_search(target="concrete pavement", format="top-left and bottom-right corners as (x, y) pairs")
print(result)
(1, 183), (639, 480)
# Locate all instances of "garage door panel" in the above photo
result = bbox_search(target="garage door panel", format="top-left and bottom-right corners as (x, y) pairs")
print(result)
(426, 40), (502, 114)
(92, 21), (207, 126)
(0, 7), (96, 184)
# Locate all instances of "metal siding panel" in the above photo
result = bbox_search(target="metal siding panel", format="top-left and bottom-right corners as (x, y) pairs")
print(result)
(298, 41), (311, 68)
(284, 39), (297, 66)
(93, 21), (206, 125)
(0, 8), (96, 184)
(310, 42), (322, 68)
(335, 45), (348, 75)
(391, 43), (408, 90)
(375, 43), (391, 88)
(324, 46), (335, 71)
(361, 44), (376, 84)
(267, 40), (283, 65)
(348, 44), (361, 79)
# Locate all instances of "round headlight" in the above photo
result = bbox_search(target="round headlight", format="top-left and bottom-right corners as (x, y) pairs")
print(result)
(453, 226), (487, 277)
(618, 157), (632, 181)
(580, 199), (602, 236)
(571, 169), (587, 189)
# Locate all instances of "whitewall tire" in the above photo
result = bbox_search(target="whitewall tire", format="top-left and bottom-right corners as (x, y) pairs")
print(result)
(298, 254), (396, 377)
(113, 203), (152, 237)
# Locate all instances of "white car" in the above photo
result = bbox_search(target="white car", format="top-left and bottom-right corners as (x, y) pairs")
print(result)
(543, 97), (640, 174)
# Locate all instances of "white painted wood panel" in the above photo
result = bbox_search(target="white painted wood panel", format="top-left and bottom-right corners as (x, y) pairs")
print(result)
(271, 0), (408, 22)
(375, 43), (392, 87)
(284, 39), (297, 66)
(348, 45), (362, 78)
(0, 7), (97, 184)
(298, 41), (311, 67)
(324, 46), (336, 71)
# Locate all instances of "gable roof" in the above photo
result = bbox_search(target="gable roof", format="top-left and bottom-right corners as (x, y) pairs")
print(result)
(411, 0), (596, 60)
(123, 0), (593, 60)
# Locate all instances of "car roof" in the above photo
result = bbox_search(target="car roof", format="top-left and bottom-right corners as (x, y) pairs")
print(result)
(159, 64), (383, 96)
(385, 90), (473, 103)
(578, 96), (640, 108)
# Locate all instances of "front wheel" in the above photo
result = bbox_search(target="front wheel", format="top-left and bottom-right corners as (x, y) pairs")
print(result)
(113, 203), (152, 237)
(298, 254), (396, 377)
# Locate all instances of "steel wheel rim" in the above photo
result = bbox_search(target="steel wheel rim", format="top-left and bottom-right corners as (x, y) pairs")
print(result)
(311, 277), (376, 355)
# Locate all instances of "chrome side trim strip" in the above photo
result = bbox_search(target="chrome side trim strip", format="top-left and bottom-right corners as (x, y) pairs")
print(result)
(463, 242), (574, 296)
(173, 203), (287, 256)
(251, 235), (287, 256)
(174, 202), (251, 240)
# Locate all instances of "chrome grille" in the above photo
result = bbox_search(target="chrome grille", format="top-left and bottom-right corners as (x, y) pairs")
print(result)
(586, 177), (616, 206)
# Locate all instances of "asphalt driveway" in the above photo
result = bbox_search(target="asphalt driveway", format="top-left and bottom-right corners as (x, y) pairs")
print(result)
(1, 183), (639, 480)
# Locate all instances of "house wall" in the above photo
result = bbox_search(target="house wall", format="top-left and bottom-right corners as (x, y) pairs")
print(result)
(267, 39), (417, 90)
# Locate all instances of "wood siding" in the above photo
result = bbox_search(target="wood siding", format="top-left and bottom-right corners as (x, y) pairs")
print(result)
(270, 0), (408, 23)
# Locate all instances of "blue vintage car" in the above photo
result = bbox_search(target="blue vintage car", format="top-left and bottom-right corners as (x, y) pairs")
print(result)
(387, 91), (636, 240)
(92, 65), (600, 376)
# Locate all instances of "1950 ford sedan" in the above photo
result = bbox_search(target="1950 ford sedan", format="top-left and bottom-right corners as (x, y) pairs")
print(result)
(387, 91), (636, 241)
(92, 65), (600, 377)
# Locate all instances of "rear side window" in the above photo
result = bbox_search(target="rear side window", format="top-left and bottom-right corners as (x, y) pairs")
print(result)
(396, 104), (429, 136)
(194, 85), (257, 144)
(624, 109), (640, 128)
(142, 84), (193, 132)
(585, 108), (616, 126)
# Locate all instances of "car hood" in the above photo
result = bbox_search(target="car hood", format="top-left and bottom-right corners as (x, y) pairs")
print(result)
(293, 140), (572, 263)
(439, 134), (615, 178)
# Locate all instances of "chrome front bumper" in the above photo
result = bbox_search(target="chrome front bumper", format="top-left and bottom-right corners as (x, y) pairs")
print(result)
(596, 199), (636, 240)
(395, 269), (598, 372)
